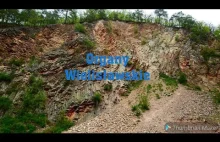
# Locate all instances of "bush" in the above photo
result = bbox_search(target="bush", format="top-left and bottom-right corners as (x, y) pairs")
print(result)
(8, 58), (24, 67)
(74, 23), (86, 33)
(178, 72), (187, 85)
(0, 72), (14, 82)
(190, 23), (211, 43)
(131, 105), (141, 116)
(0, 112), (47, 133)
(0, 74), (47, 133)
(0, 97), (12, 112)
(82, 38), (95, 50)
(131, 95), (149, 117)
(200, 47), (217, 62)
(23, 75), (46, 112)
(138, 95), (149, 111)
(17, 112), (47, 128)
(23, 90), (47, 112)
(104, 84), (112, 91)
(92, 92), (102, 106)
(159, 73), (178, 87)
(44, 112), (74, 133)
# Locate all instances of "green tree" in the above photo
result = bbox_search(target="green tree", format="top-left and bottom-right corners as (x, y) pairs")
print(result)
(154, 9), (168, 24)
(97, 9), (107, 20)
(133, 9), (144, 22)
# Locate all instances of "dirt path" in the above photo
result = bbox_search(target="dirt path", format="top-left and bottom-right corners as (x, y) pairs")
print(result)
(64, 83), (218, 133)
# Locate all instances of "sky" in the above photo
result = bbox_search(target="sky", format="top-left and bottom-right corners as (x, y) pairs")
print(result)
(128, 9), (220, 27)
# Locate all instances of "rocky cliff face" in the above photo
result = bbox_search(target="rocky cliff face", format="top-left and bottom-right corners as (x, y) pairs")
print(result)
(0, 20), (219, 123)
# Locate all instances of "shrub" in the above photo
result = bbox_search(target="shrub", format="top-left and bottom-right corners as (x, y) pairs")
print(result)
(92, 92), (102, 106)
(44, 112), (74, 133)
(190, 23), (211, 43)
(0, 97), (12, 112)
(131, 105), (141, 116)
(23, 90), (47, 112)
(8, 58), (24, 67)
(0, 72), (14, 82)
(104, 84), (112, 91)
(159, 73), (178, 87)
(131, 95), (149, 117)
(178, 72), (187, 85)
(132, 105), (138, 112)
(23, 75), (46, 112)
(74, 23), (86, 33)
(82, 38), (95, 50)
(0, 112), (47, 133)
(200, 47), (217, 62)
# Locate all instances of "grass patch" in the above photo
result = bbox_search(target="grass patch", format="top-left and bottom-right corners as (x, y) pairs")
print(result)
(146, 84), (152, 93)
(0, 97), (12, 112)
(104, 84), (112, 91)
(159, 73), (178, 87)
(92, 92), (102, 106)
(138, 95), (150, 111)
(74, 23), (86, 34)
